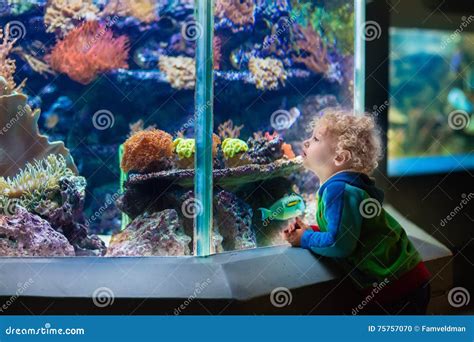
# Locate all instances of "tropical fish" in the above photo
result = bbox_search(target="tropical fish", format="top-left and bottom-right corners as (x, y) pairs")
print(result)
(447, 87), (473, 112)
(259, 194), (305, 221)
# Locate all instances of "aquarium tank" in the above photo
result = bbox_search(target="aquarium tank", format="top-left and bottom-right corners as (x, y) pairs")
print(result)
(0, 0), (361, 257)
(388, 27), (474, 176)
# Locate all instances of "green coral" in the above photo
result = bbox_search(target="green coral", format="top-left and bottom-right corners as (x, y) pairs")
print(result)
(0, 154), (74, 213)
(291, 1), (354, 56)
(173, 138), (195, 159)
(221, 138), (248, 159)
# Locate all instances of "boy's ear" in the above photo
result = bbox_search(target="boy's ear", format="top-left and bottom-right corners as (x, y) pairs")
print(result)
(334, 150), (352, 166)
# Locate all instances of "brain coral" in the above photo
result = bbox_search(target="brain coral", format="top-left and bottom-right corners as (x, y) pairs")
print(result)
(121, 129), (174, 173)
(248, 57), (287, 90)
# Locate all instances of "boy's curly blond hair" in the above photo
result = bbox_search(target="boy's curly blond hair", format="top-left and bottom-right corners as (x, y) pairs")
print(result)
(311, 108), (383, 175)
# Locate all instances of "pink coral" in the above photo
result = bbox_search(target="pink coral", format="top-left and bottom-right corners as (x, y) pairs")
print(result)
(47, 21), (130, 84)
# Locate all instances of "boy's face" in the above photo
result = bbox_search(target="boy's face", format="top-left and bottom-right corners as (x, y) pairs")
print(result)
(301, 125), (338, 177)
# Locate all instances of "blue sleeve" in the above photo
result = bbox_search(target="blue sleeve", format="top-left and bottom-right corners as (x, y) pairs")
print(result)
(300, 182), (364, 258)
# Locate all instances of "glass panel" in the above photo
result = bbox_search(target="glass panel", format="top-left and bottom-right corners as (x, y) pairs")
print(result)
(211, 0), (358, 251)
(388, 27), (474, 176)
(0, 0), (200, 256)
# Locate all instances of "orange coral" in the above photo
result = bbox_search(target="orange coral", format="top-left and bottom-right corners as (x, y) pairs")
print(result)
(47, 21), (130, 85)
(215, 0), (255, 26)
(281, 143), (295, 159)
(212, 133), (221, 157)
(121, 129), (174, 173)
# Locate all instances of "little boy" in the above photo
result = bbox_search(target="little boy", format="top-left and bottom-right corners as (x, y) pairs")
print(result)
(283, 108), (431, 315)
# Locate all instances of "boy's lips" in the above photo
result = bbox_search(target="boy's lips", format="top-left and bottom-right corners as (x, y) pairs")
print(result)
(302, 151), (307, 158)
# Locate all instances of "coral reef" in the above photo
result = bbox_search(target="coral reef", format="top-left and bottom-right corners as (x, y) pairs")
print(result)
(246, 134), (284, 164)
(121, 129), (174, 173)
(248, 57), (287, 90)
(214, 190), (256, 251)
(47, 21), (130, 84)
(0, 24), (25, 92)
(294, 24), (329, 75)
(106, 209), (192, 256)
(0, 77), (77, 178)
(217, 119), (243, 139)
(215, 0), (255, 27)
(0, 207), (75, 257)
(158, 56), (195, 90)
(44, 0), (99, 36)
(0, 154), (105, 256)
(102, 0), (159, 24)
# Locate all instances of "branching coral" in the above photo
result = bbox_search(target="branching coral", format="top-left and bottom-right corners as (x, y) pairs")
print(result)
(102, 0), (159, 24)
(121, 129), (174, 173)
(13, 46), (56, 77)
(215, 0), (255, 26)
(0, 24), (25, 92)
(47, 21), (130, 85)
(0, 154), (74, 212)
(217, 119), (244, 139)
(158, 56), (195, 90)
(128, 119), (156, 137)
(294, 24), (329, 74)
(248, 57), (287, 90)
(44, 0), (100, 36)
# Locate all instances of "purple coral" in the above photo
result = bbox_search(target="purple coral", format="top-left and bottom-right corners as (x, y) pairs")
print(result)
(0, 207), (75, 257)
(106, 209), (192, 256)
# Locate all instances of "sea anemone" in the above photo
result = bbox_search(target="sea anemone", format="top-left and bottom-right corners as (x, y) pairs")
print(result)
(121, 129), (174, 173)
(0, 154), (75, 212)
(47, 21), (130, 85)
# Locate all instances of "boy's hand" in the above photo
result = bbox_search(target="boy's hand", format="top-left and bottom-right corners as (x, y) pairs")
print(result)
(282, 217), (310, 247)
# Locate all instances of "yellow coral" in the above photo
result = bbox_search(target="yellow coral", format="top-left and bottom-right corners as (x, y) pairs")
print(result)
(158, 56), (195, 90)
(121, 129), (174, 173)
(102, 0), (158, 23)
(44, 0), (99, 36)
(248, 57), (287, 90)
